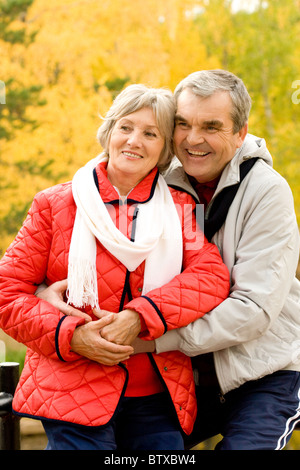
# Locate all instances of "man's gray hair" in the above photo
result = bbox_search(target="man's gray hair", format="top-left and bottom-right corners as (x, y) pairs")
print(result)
(174, 70), (252, 133)
(97, 84), (175, 172)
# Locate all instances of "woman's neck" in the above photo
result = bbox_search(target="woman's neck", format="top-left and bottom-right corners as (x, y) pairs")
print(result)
(106, 167), (141, 196)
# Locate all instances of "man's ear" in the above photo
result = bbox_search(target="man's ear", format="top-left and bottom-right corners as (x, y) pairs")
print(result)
(236, 123), (248, 148)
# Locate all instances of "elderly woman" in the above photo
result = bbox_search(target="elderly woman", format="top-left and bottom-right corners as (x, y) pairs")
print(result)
(0, 85), (229, 450)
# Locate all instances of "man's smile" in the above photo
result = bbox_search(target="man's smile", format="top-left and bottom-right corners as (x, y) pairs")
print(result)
(186, 149), (211, 158)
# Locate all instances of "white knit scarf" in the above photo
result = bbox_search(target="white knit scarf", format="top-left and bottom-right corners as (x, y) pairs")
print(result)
(67, 153), (183, 308)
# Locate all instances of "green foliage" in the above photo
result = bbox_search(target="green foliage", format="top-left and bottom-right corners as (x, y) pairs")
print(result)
(0, 0), (45, 140)
(0, 0), (35, 44)
(5, 346), (26, 371)
(0, 79), (45, 139)
(104, 76), (131, 98)
(0, 200), (31, 236)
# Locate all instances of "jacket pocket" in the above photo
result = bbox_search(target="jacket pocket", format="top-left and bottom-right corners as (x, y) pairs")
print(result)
(34, 354), (88, 391)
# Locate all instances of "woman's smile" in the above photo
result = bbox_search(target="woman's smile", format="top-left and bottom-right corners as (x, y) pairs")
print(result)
(122, 150), (143, 159)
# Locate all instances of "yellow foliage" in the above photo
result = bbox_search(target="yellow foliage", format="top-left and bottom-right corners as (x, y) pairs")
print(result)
(0, 0), (214, 255)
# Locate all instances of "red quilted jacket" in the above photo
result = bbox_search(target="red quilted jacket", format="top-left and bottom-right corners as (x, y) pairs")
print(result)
(0, 163), (229, 435)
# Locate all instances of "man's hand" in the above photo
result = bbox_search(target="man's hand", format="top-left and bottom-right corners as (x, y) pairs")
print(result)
(36, 279), (92, 322)
(132, 338), (155, 354)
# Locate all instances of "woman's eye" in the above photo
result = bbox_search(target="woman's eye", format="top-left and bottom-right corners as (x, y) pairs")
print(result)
(145, 131), (157, 137)
(120, 125), (130, 132)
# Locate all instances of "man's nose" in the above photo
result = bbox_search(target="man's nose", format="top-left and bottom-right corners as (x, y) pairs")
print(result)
(186, 129), (205, 146)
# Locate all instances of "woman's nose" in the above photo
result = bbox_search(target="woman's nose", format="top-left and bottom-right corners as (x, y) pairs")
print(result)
(127, 131), (142, 147)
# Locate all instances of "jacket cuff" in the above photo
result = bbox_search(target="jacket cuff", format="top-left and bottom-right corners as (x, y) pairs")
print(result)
(155, 329), (181, 354)
(125, 295), (167, 340)
(55, 315), (85, 362)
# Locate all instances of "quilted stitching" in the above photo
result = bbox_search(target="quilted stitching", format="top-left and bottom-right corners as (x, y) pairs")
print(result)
(0, 174), (230, 434)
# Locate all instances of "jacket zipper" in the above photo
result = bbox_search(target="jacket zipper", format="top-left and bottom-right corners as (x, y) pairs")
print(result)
(118, 205), (139, 311)
(93, 172), (138, 402)
(117, 205), (139, 399)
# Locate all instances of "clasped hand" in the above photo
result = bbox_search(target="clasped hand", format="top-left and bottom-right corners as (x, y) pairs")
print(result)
(36, 279), (153, 365)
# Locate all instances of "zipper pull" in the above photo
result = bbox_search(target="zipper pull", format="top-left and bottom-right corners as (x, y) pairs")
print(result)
(130, 206), (139, 242)
(218, 392), (226, 404)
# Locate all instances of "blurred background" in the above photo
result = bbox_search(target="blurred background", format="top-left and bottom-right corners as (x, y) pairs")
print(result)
(0, 0), (300, 449)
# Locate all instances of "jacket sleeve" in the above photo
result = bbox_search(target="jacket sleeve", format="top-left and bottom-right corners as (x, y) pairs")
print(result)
(155, 170), (300, 355)
(0, 191), (84, 362)
(125, 191), (230, 340)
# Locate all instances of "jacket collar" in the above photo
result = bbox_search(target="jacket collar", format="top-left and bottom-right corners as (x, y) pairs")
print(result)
(164, 133), (273, 207)
(94, 161), (159, 204)
(218, 133), (273, 190)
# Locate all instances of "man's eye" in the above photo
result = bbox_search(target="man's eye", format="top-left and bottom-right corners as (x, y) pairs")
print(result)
(206, 126), (218, 132)
(176, 121), (188, 128)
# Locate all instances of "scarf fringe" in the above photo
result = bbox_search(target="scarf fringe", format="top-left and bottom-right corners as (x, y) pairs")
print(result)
(67, 260), (99, 309)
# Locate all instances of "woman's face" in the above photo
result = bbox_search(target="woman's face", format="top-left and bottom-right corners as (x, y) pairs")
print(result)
(107, 107), (165, 190)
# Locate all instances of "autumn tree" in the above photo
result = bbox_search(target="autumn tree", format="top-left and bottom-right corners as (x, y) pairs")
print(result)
(0, 0), (300, 254)
(0, 0), (56, 252)
(0, 0), (45, 140)
(194, 0), (300, 221)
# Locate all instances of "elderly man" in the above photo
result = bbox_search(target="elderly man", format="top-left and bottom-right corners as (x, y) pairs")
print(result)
(154, 69), (300, 450)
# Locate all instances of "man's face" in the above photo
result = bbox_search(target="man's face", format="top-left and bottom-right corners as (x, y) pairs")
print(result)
(173, 89), (247, 183)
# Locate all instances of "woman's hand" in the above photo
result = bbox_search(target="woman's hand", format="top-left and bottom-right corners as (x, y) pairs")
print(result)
(70, 314), (134, 365)
(97, 308), (141, 346)
(36, 281), (141, 360)
(35, 279), (92, 322)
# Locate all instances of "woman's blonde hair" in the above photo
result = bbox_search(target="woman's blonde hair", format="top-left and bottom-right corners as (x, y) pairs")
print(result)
(97, 84), (176, 172)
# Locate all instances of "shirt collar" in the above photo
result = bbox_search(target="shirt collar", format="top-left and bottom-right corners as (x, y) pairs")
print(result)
(94, 162), (159, 204)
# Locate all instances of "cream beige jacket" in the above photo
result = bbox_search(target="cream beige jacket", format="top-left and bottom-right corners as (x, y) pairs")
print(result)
(156, 134), (300, 394)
